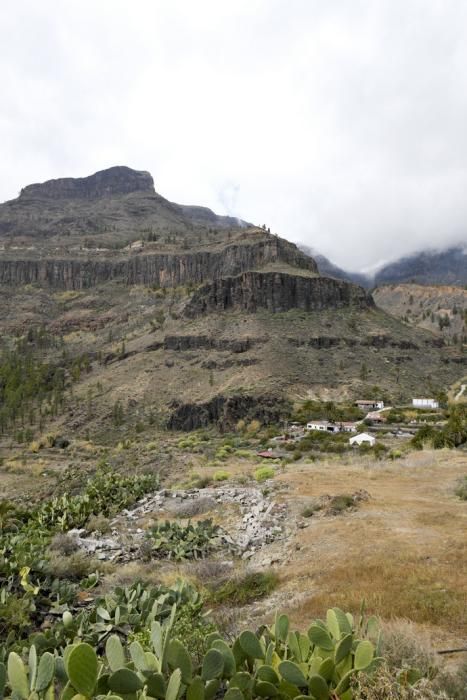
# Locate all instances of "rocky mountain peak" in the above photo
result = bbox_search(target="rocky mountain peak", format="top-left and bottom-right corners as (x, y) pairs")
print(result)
(18, 166), (155, 201)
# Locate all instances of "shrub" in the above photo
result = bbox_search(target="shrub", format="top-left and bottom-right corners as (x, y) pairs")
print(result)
(433, 662), (467, 700)
(328, 494), (356, 514)
(49, 532), (79, 556)
(352, 667), (445, 699)
(254, 466), (275, 482)
(213, 470), (230, 481)
(301, 504), (320, 518)
(454, 476), (467, 501)
(172, 497), (216, 518)
(85, 513), (112, 535)
(45, 550), (97, 579)
(246, 419), (261, 435)
(209, 569), (279, 605)
(378, 619), (436, 679)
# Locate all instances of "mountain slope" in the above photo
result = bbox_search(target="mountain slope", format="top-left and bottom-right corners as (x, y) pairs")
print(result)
(373, 283), (467, 344)
(0, 166), (465, 438)
(297, 245), (370, 287)
(374, 246), (467, 286)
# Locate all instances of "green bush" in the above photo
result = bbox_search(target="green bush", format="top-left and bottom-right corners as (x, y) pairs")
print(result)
(254, 466), (275, 482)
(213, 470), (230, 482)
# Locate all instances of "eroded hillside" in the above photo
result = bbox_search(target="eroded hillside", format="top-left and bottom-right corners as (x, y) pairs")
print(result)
(0, 167), (465, 442)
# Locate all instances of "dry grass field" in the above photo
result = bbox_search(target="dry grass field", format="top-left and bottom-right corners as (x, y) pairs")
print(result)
(270, 450), (467, 647)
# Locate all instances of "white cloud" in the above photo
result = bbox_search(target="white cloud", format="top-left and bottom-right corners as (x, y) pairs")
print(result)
(1, 0), (467, 270)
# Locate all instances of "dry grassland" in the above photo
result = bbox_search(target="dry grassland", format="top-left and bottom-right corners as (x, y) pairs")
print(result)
(273, 450), (467, 644)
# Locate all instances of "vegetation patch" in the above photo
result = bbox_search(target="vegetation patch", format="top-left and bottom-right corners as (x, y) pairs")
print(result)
(208, 569), (279, 606)
(454, 475), (467, 501)
(254, 466), (275, 482)
(212, 469), (230, 482)
(145, 519), (225, 560)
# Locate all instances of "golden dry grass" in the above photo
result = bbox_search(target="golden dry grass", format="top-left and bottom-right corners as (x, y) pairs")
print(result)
(274, 449), (467, 641)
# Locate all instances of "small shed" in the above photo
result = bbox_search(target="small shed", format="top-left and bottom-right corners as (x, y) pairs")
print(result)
(349, 432), (376, 447)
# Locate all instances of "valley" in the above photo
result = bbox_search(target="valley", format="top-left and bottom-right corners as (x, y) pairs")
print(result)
(0, 167), (466, 700)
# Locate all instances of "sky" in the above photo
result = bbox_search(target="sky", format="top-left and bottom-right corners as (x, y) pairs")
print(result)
(2, 1), (467, 272)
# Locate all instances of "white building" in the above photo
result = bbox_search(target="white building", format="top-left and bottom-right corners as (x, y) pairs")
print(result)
(355, 400), (385, 411)
(349, 432), (376, 447)
(306, 421), (340, 433)
(412, 398), (439, 409)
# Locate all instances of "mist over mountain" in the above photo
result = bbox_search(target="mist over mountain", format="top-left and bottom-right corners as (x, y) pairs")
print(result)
(300, 243), (467, 289)
(374, 246), (467, 287)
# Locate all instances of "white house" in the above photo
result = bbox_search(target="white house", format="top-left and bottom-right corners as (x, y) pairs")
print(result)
(412, 398), (439, 409)
(355, 400), (385, 411)
(306, 421), (340, 433)
(349, 432), (376, 447)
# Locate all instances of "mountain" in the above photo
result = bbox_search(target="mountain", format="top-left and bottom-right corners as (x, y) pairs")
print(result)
(374, 246), (467, 287)
(0, 166), (464, 437)
(373, 283), (467, 344)
(313, 253), (370, 288)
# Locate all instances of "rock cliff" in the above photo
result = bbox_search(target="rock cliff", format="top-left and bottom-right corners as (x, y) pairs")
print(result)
(167, 394), (291, 431)
(19, 166), (155, 200)
(184, 271), (373, 317)
(0, 238), (316, 289)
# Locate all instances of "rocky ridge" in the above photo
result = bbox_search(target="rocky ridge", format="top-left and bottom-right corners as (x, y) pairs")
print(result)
(19, 166), (155, 200)
(0, 238), (316, 290)
(184, 270), (373, 317)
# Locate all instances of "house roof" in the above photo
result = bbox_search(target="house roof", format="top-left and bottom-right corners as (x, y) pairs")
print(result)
(350, 432), (375, 441)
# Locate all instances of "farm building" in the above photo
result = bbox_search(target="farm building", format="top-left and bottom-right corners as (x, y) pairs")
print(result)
(349, 432), (376, 446)
(355, 400), (385, 410)
(306, 421), (340, 433)
(412, 398), (439, 409)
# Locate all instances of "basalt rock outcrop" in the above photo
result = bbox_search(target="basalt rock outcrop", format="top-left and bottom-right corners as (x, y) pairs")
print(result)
(167, 394), (291, 431)
(184, 271), (374, 317)
(162, 334), (265, 353)
(0, 238), (316, 289)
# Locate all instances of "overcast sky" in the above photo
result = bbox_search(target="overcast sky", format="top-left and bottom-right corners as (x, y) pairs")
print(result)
(2, 1), (467, 271)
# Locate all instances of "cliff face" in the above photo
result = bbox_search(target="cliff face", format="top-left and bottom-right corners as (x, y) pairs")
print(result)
(167, 394), (291, 431)
(0, 238), (316, 289)
(184, 271), (373, 317)
(19, 166), (155, 200)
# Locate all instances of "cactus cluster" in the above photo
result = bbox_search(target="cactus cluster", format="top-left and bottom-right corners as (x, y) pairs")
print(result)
(35, 469), (158, 531)
(0, 604), (384, 700)
(0, 468), (159, 607)
(147, 520), (225, 561)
